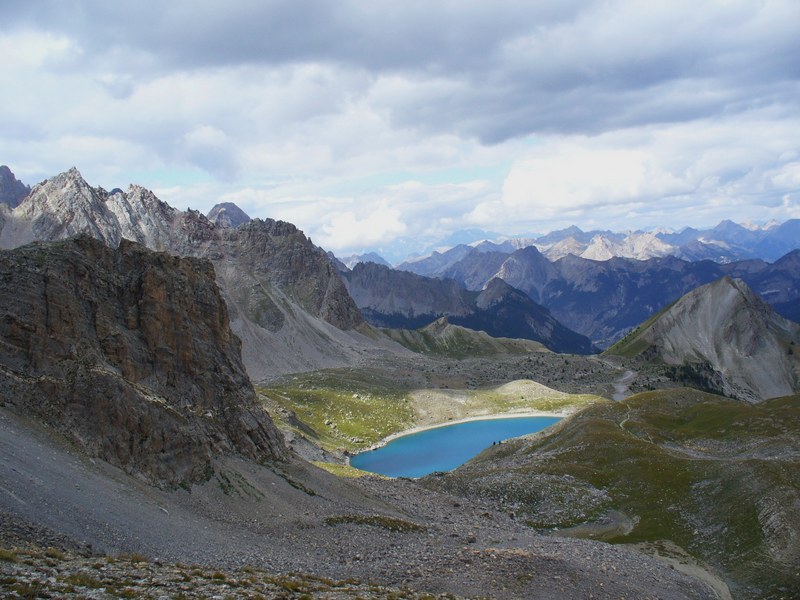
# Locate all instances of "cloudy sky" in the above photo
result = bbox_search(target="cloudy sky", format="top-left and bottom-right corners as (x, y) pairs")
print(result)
(2, 0), (799, 261)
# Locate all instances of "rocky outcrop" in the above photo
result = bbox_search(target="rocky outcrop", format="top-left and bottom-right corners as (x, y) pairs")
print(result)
(218, 220), (363, 331)
(0, 166), (30, 208)
(207, 202), (251, 228)
(0, 168), (367, 378)
(606, 276), (800, 401)
(0, 236), (286, 487)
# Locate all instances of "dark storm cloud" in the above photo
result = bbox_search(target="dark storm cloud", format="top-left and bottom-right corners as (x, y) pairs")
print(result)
(4, 0), (798, 144)
(1, 1), (576, 72)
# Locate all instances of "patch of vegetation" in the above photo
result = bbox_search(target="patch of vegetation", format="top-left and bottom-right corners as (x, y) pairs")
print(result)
(62, 572), (105, 588)
(325, 514), (427, 533)
(0, 549), (18, 562)
(311, 461), (387, 479)
(260, 368), (600, 455)
(382, 321), (547, 358)
(43, 547), (65, 560)
(465, 389), (599, 414)
(258, 370), (415, 452)
(283, 475), (316, 496)
(116, 552), (149, 563)
(604, 300), (677, 358)
(11, 581), (45, 599)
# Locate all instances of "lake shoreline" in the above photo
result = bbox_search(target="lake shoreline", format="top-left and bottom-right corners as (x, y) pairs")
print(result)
(348, 409), (570, 462)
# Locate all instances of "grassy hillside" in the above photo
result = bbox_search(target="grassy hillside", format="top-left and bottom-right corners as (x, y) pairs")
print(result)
(258, 368), (600, 453)
(604, 301), (674, 358)
(425, 389), (800, 598)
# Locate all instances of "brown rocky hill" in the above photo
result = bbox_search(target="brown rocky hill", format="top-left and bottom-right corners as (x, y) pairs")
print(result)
(0, 236), (286, 487)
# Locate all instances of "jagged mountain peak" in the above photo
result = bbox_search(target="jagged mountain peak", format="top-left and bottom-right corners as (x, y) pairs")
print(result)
(342, 251), (391, 269)
(0, 169), (369, 377)
(476, 277), (519, 309)
(207, 202), (251, 228)
(0, 165), (31, 208)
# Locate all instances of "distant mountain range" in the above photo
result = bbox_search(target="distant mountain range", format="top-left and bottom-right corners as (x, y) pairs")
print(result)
(374, 242), (800, 348)
(335, 218), (798, 270)
(397, 219), (799, 270)
(341, 262), (595, 354)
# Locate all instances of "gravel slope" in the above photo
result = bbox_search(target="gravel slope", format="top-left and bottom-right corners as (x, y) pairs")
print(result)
(0, 406), (717, 599)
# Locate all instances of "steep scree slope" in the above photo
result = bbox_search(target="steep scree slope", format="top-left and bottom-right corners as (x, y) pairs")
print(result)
(607, 276), (800, 402)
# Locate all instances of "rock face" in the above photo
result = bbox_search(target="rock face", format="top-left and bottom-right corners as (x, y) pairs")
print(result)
(342, 262), (594, 354)
(343, 261), (473, 328)
(0, 166), (30, 208)
(0, 236), (286, 486)
(207, 202), (251, 228)
(0, 168), (367, 378)
(607, 276), (800, 401)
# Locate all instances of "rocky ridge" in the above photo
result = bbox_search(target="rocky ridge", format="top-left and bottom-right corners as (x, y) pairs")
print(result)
(0, 236), (286, 486)
(403, 218), (800, 268)
(400, 242), (800, 348)
(0, 168), (374, 379)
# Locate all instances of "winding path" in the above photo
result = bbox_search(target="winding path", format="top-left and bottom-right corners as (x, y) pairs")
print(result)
(612, 369), (637, 401)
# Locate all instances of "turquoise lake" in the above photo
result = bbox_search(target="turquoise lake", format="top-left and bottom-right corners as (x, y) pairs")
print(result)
(350, 416), (560, 478)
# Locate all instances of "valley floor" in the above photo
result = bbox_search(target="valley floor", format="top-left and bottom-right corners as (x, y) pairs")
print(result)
(0, 405), (717, 599)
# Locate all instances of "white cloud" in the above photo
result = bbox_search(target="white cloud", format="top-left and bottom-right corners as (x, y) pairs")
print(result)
(471, 110), (800, 233)
(0, 30), (80, 69)
(316, 203), (407, 251)
(1, 1), (799, 259)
